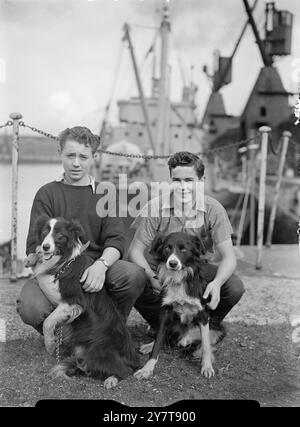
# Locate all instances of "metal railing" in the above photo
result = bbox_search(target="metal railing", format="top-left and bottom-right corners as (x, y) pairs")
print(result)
(1, 112), (299, 279)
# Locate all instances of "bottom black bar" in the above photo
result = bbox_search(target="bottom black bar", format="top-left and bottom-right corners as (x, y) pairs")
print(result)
(33, 399), (260, 424)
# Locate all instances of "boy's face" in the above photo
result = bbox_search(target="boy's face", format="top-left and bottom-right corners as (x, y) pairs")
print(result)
(170, 165), (204, 204)
(59, 139), (94, 184)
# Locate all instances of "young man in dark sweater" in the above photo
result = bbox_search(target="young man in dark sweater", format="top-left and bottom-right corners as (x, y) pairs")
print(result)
(16, 126), (148, 335)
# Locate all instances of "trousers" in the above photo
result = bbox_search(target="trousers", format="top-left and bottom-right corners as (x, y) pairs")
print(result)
(16, 259), (147, 332)
(134, 262), (245, 329)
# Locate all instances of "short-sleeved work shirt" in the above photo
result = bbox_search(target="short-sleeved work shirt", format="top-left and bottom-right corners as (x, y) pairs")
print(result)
(131, 193), (233, 265)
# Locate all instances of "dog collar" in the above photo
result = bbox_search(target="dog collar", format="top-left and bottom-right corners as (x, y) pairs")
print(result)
(54, 241), (90, 280)
(54, 257), (77, 281)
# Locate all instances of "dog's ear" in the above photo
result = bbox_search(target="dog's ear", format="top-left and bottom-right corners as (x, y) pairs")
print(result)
(67, 219), (86, 242)
(191, 235), (206, 256)
(33, 215), (50, 243)
(150, 233), (166, 257)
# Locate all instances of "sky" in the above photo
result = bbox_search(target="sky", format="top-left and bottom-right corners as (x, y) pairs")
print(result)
(0, 0), (300, 136)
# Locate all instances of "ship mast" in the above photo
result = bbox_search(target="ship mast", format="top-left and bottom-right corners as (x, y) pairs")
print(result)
(156, 5), (170, 156)
(123, 23), (155, 153)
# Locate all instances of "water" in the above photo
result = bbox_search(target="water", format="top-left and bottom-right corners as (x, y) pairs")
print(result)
(0, 163), (62, 259)
(1, 164), (297, 262)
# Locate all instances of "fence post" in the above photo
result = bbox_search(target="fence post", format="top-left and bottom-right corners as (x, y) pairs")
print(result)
(256, 126), (271, 270)
(9, 112), (22, 282)
(266, 131), (291, 248)
(248, 129), (259, 246)
(236, 174), (252, 246)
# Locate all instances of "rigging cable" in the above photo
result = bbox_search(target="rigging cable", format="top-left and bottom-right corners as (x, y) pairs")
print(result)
(124, 27), (160, 98)
(99, 39), (125, 139)
(256, 5), (266, 38)
(170, 30), (187, 88)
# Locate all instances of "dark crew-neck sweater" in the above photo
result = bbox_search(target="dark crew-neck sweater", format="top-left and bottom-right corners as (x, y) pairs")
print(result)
(26, 181), (126, 260)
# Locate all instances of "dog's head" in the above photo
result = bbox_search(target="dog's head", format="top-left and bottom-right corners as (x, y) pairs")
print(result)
(150, 232), (204, 272)
(34, 215), (85, 262)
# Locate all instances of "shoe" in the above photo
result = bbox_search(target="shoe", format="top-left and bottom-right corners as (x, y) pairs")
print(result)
(146, 325), (157, 338)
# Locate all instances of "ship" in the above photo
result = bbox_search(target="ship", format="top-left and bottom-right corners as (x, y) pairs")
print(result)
(1, 0), (299, 252)
(92, 1), (300, 245)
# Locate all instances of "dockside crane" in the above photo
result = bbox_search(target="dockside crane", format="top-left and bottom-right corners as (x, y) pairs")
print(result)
(202, 0), (258, 138)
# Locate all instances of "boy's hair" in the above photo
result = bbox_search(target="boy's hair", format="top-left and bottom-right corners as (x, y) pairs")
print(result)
(58, 126), (100, 154)
(167, 151), (205, 179)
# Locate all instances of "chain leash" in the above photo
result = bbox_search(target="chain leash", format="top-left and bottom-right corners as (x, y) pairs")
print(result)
(55, 325), (63, 364)
(54, 257), (76, 281)
(53, 258), (77, 364)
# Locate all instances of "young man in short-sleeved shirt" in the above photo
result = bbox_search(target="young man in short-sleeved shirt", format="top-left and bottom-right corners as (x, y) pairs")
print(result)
(130, 151), (245, 335)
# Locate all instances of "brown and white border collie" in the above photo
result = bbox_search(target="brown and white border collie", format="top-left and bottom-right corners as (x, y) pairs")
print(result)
(134, 232), (225, 380)
(25, 215), (139, 389)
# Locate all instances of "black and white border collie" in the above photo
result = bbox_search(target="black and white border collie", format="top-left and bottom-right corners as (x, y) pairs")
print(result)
(134, 232), (225, 380)
(25, 215), (139, 389)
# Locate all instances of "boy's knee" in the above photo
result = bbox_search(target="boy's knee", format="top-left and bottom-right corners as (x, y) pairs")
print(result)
(107, 261), (148, 299)
(16, 278), (53, 327)
(122, 262), (148, 297)
(16, 299), (43, 326)
(228, 275), (245, 303)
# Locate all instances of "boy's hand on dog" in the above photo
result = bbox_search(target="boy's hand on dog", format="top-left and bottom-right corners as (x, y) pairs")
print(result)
(80, 261), (107, 293)
(203, 281), (221, 310)
(150, 276), (162, 295)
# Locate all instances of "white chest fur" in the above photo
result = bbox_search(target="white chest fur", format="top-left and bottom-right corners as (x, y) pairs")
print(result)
(37, 275), (62, 306)
(162, 282), (203, 324)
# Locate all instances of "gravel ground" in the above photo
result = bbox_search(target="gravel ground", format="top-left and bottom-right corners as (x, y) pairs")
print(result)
(1, 269), (300, 407)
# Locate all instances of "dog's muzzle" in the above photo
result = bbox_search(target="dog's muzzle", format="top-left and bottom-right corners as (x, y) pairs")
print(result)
(166, 255), (182, 271)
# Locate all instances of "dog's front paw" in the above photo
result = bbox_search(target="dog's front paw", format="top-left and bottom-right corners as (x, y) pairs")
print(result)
(104, 376), (119, 389)
(66, 304), (83, 324)
(139, 341), (154, 355)
(134, 367), (154, 380)
(134, 359), (156, 380)
(201, 363), (215, 378)
(24, 253), (40, 268)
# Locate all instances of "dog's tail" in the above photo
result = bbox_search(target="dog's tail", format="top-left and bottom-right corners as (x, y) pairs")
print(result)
(122, 328), (140, 371)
